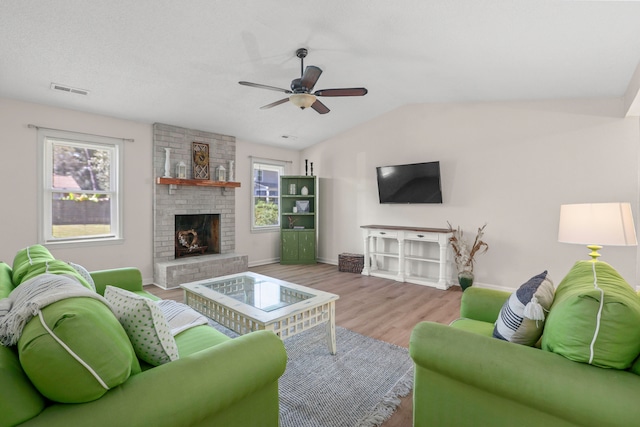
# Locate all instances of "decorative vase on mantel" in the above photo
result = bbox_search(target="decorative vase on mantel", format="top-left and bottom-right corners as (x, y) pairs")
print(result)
(457, 270), (474, 291)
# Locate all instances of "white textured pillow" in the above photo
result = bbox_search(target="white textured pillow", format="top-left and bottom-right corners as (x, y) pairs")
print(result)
(156, 299), (208, 335)
(493, 271), (555, 346)
(67, 261), (96, 292)
(104, 286), (179, 365)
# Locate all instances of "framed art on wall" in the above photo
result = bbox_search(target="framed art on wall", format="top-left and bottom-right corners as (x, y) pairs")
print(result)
(192, 142), (210, 179)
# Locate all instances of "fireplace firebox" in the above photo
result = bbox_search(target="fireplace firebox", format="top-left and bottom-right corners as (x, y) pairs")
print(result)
(174, 214), (220, 258)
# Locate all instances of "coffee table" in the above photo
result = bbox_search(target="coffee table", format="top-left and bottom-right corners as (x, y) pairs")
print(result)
(181, 272), (340, 354)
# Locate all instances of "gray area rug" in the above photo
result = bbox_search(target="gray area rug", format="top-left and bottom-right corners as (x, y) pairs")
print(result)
(209, 321), (413, 427)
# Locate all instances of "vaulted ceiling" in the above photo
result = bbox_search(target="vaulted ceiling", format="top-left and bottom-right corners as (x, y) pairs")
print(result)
(2, 1), (640, 149)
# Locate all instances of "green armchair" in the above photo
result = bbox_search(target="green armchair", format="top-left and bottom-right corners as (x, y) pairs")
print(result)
(410, 287), (640, 427)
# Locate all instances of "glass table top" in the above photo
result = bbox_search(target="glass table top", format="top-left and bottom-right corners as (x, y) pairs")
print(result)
(200, 275), (315, 312)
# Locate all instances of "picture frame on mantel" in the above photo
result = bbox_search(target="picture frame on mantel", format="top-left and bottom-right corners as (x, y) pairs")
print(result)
(192, 142), (210, 180)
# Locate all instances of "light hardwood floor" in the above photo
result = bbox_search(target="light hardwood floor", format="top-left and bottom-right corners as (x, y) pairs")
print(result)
(146, 262), (463, 427)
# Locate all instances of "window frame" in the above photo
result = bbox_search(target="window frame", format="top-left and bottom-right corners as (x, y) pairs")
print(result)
(250, 157), (286, 233)
(37, 128), (124, 248)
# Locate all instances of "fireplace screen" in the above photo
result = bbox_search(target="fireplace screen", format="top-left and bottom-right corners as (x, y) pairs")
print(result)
(174, 214), (220, 258)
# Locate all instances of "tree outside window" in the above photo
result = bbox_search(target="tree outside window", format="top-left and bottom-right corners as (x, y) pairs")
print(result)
(39, 129), (123, 245)
(251, 159), (285, 231)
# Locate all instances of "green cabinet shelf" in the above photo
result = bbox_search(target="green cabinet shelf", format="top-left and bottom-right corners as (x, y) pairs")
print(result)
(280, 176), (317, 265)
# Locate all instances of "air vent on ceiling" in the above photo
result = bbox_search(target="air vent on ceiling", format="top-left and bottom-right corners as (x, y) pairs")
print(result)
(50, 83), (89, 96)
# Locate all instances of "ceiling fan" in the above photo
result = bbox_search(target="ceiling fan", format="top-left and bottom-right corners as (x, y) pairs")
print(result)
(239, 48), (368, 114)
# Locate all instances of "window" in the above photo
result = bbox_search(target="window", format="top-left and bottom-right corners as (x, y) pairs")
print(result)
(38, 129), (123, 246)
(251, 158), (285, 232)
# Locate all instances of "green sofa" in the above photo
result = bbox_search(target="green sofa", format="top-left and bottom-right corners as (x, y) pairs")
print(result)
(0, 247), (287, 427)
(410, 285), (640, 427)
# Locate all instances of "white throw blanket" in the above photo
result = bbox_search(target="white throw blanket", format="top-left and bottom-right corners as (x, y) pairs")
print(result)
(0, 274), (106, 346)
(156, 299), (208, 336)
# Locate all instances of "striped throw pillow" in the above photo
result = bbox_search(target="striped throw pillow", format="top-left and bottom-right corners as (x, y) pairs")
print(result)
(493, 271), (555, 346)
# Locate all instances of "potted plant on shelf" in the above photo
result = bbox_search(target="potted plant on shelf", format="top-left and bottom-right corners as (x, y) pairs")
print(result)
(447, 222), (489, 291)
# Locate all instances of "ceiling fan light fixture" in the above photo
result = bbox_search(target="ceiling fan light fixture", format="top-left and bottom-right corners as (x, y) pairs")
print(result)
(289, 93), (316, 109)
(240, 48), (367, 114)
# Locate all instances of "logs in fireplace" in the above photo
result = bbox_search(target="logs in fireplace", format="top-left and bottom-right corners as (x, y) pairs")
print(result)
(174, 214), (220, 258)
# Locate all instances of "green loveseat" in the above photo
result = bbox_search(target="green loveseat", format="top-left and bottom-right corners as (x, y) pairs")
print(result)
(0, 247), (287, 427)
(410, 285), (640, 427)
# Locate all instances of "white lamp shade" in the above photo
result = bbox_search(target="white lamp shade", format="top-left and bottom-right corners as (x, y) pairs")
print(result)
(558, 203), (638, 247)
(289, 93), (316, 109)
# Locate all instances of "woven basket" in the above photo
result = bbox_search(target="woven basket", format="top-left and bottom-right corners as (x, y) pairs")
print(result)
(338, 253), (364, 273)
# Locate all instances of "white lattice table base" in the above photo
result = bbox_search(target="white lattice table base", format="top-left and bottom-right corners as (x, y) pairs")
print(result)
(182, 273), (338, 354)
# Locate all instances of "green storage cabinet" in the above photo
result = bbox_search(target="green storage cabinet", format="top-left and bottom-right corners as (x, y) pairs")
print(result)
(280, 176), (317, 265)
(281, 230), (316, 263)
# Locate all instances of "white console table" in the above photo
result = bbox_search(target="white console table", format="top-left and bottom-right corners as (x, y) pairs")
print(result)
(361, 225), (453, 290)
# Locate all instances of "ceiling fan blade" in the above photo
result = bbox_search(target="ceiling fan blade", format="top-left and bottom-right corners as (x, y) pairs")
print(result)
(239, 81), (292, 94)
(300, 66), (322, 91)
(260, 98), (290, 110)
(311, 99), (330, 114)
(314, 88), (368, 97)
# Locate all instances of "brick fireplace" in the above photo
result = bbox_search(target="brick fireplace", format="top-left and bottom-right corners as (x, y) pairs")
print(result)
(153, 123), (247, 289)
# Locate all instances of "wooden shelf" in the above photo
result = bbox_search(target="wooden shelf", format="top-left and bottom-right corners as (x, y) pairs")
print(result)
(156, 177), (241, 188)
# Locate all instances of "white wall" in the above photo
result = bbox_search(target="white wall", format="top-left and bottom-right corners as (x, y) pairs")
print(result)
(3, 96), (639, 291)
(1, 97), (309, 280)
(0, 98), (155, 279)
(0, 97), (305, 280)
(302, 99), (640, 290)
(234, 139), (301, 266)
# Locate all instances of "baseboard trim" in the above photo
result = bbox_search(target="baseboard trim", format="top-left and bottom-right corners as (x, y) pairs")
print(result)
(472, 282), (513, 293)
(318, 257), (337, 265)
(250, 258), (339, 267)
(248, 257), (279, 267)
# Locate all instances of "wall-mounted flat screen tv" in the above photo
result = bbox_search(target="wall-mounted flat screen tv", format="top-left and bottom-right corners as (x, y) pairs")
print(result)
(376, 161), (443, 204)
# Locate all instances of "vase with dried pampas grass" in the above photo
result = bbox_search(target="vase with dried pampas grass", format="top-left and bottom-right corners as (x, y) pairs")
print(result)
(447, 222), (489, 290)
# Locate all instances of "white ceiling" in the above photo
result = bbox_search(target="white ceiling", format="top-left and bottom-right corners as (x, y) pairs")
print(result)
(2, 1), (640, 149)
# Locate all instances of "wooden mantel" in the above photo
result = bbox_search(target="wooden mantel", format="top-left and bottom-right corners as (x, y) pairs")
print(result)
(156, 177), (241, 188)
